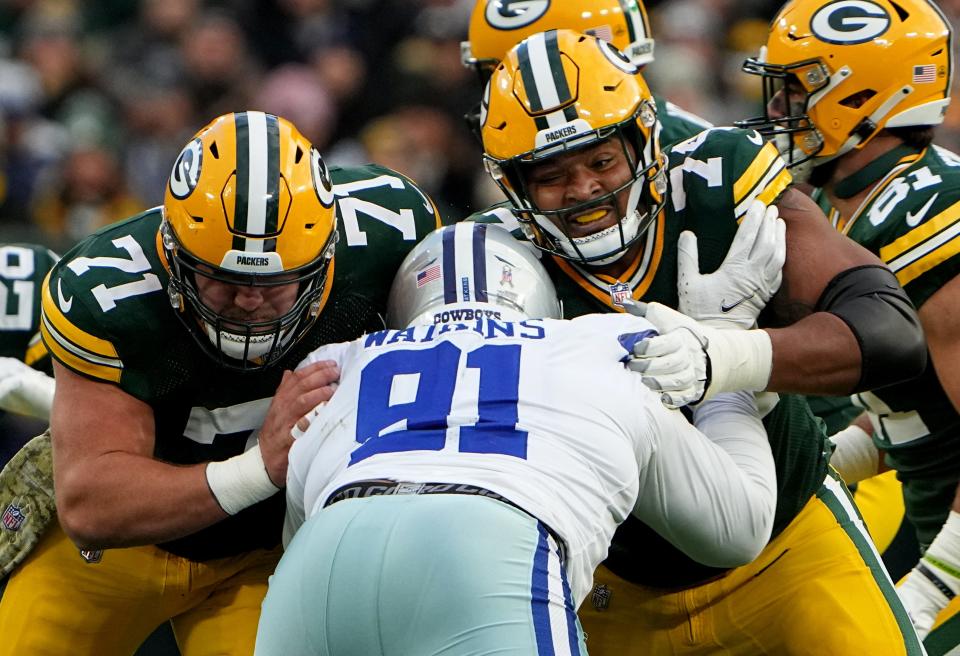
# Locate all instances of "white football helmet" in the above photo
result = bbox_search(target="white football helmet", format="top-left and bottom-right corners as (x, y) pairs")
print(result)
(387, 222), (562, 328)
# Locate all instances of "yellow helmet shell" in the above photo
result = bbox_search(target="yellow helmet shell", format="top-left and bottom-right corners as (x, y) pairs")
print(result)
(463, 0), (654, 71)
(481, 29), (656, 163)
(762, 0), (952, 158)
(163, 111), (337, 275)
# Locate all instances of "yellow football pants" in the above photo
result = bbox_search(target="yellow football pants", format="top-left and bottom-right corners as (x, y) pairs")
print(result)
(855, 469), (908, 555)
(0, 523), (280, 656)
(580, 474), (925, 655)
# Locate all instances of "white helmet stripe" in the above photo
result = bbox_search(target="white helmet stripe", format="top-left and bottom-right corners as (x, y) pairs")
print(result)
(451, 222), (487, 303)
(244, 111), (269, 253)
(624, 0), (647, 40)
(527, 32), (563, 112)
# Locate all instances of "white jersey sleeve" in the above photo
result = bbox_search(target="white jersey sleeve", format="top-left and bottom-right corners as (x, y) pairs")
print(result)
(632, 389), (776, 567)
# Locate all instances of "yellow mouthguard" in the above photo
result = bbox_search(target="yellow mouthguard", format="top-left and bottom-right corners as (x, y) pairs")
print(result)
(574, 209), (607, 224)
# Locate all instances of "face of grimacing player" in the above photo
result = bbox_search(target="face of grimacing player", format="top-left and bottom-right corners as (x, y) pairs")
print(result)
(523, 137), (637, 240)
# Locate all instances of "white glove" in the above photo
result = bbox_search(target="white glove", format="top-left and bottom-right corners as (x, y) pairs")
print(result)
(897, 510), (960, 640)
(897, 566), (949, 640)
(623, 301), (772, 408)
(0, 357), (55, 420)
(677, 200), (786, 329)
(827, 421), (880, 484)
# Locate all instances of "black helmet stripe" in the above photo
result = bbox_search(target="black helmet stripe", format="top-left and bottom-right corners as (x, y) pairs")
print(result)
(442, 226), (457, 303)
(231, 111), (282, 253)
(472, 224), (489, 302)
(518, 31), (579, 132)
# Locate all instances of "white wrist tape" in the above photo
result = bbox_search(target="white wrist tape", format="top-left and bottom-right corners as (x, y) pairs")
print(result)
(205, 445), (280, 515)
(703, 329), (772, 399)
(922, 511), (960, 591)
(828, 424), (879, 484)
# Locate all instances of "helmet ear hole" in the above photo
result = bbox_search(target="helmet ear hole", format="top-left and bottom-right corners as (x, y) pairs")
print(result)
(839, 90), (876, 109)
(890, 0), (909, 21)
(209, 142), (219, 159)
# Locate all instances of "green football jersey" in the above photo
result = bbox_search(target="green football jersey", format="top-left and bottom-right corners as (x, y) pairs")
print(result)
(654, 94), (713, 149)
(467, 127), (830, 587)
(813, 144), (960, 546)
(40, 164), (442, 561)
(0, 243), (58, 373)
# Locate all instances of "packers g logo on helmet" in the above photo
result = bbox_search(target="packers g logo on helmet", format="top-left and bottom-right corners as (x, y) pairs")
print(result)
(310, 147), (335, 208)
(169, 138), (203, 200)
(485, 0), (551, 30)
(810, 0), (891, 45)
(598, 39), (639, 74)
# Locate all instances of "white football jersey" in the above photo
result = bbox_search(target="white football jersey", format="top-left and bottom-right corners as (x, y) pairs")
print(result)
(287, 313), (768, 606)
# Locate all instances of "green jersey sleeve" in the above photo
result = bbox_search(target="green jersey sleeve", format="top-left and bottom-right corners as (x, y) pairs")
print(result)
(654, 94), (713, 149)
(665, 127), (792, 274)
(865, 146), (960, 308)
(41, 210), (171, 391)
(328, 163), (444, 310)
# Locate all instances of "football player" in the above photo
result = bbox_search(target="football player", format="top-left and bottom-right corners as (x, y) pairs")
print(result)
(469, 28), (926, 653)
(739, 0), (960, 650)
(0, 243), (58, 427)
(460, 0), (712, 148)
(0, 111), (442, 655)
(255, 222), (778, 655)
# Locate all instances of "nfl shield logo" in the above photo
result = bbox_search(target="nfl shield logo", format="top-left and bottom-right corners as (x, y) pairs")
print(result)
(591, 583), (612, 611)
(609, 282), (631, 307)
(1, 503), (26, 531)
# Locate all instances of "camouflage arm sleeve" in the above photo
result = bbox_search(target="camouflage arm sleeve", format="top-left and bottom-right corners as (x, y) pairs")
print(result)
(0, 430), (56, 577)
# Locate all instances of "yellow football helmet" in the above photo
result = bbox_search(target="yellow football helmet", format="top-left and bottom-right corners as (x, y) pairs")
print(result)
(161, 111), (338, 369)
(462, 0), (654, 74)
(739, 0), (953, 173)
(481, 29), (667, 265)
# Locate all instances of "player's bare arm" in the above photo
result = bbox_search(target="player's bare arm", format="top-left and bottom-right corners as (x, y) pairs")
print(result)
(918, 274), (960, 413)
(764, 187), (925, 394)
(52, 359), (339, 550)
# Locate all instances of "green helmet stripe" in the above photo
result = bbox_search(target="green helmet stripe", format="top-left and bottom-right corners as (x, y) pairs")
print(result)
(232, 112), (250, 252)
(232, 112), (282, 254)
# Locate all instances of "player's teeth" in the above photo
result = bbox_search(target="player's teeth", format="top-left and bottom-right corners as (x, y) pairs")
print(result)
(575, 209), (607, 224)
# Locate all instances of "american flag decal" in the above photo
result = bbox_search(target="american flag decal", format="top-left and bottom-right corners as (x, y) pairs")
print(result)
(586, 25), (614, 44)
(913, 64), (937, 83)
(416, 262), (442, 288)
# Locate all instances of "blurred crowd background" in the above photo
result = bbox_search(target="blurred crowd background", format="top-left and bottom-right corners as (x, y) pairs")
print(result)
(1, 0), (960, 257)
